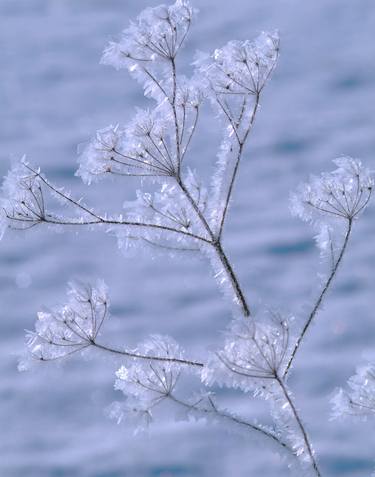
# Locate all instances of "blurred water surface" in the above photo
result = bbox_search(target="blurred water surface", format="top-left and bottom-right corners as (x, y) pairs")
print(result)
(1, 0), (375, 476)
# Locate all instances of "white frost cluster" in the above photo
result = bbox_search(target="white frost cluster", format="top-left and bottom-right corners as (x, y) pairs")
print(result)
(331, 363), (375, 420)
(198, 31), (279, 98)
(291, 157), (373, 225)
(202, 313), (290, 393)
(101, 0), (194, 102)
(113, 335), (184, 427)
(20, 281), (109, 368)
(76, 125), (126, 184)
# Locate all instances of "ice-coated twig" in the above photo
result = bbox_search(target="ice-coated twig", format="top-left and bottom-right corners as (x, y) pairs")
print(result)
(283, 219), (352, 378)
(275, 376), (321, 477)
(21, 281), (204, 369)
(167, 393), (294, 455)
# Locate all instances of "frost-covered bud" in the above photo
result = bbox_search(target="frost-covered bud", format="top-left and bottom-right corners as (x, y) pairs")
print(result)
(331, 363), (375, 420)
(198, 31), (279, 97)
(114, 336), (184, 418)
(291, 157), (373, 225)
(76, 124), (127, 184)
(1, 159), (47, 233)
(101, 0), (195, 70)
(202, 313), (290, 393)
(20, 281), (109, 367)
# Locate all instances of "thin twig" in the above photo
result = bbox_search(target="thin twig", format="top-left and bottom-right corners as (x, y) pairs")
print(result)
(92, 340), (204, 368)
(283, 218), (353, 377)
(276, 376), (321, 477)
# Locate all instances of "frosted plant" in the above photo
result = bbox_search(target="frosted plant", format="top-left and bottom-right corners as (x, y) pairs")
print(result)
(1, 1), (374, 476)
(286, 157), (373, 376)
(1, 0), (280, 317)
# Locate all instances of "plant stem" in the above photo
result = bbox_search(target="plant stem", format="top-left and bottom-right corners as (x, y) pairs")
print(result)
(92, 341), (203, 367)
(283, 219), (353, 377)
(218, 92), (260, 240)
(178, 178), (250, 317)
(168, 394), (292, 455)
(276, 375), (321, 477)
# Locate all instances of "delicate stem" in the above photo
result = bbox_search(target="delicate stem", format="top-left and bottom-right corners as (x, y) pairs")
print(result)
(168, 393), (293, 455)
(92, 341), (203, 368)
(218, 92), (260, 240)
(160, 51), (251, 317)
(178, 178), (250, 317)
(283, 218), (353, 377)
(40, 215), (212, 245)
(213, 241), (250, 317)
(276, 375), (321, 477)
(170, 57), (181, 176)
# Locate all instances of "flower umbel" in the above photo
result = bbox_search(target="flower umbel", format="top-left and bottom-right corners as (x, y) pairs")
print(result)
(203, 313), (290, 392)
(291, 157), (373, 224)
(23, 281), (109, 363)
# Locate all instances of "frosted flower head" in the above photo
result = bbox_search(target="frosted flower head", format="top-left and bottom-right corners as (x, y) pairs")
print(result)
(76, 124), (127, 184)
(22, 280), (109, 364)
(198, 31), (279, 96)
(331, 364), (375, 420)
(1, 159), (46, 230)
(291, 157), (373, 225)
(203, 312), (290, 392)
(101, 0), (195, 70)
(123, 109), (178, 177)
(115, 335), (183, 412)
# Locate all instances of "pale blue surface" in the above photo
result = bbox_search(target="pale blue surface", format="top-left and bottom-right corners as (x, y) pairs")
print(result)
(1, 1), (375, 476)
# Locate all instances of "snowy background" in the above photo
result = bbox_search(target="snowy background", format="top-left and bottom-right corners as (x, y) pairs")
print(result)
(1, 0), (375, 475)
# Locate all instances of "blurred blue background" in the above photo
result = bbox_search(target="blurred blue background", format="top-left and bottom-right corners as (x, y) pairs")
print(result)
(1, 0), (375, 475)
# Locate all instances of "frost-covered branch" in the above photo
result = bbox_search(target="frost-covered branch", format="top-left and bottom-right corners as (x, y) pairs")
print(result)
(284, 158), (373, 376)
(4, 1), (374, 475)
(166, 393), (293, 455)
(19, 281), (203, 370)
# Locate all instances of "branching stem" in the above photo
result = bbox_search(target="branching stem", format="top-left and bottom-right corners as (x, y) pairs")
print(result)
(218, 92), (260, 240)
